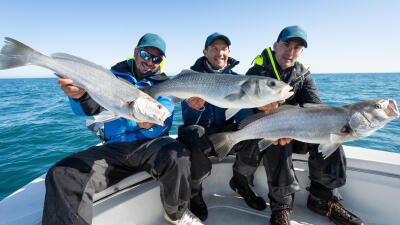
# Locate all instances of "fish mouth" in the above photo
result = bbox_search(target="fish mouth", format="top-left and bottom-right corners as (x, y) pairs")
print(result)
(387, 99), (399, 119)
(279, 85), (294, 98)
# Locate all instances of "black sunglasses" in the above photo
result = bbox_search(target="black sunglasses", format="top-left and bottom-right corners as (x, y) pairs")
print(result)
(139, 49), (163, 64)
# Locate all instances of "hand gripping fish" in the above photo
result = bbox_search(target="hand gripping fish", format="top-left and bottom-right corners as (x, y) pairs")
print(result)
(0, 37), (171, 126)
(141, 69), (294, 119)
(210, 99), (399, 160)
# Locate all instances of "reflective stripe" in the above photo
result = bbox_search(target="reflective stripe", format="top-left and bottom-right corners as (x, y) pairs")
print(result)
(266, 47), (280, 80)
(254, 54), (264, 67)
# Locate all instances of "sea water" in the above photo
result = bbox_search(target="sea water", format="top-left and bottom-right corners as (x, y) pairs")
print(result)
(0, 73), (399, 200)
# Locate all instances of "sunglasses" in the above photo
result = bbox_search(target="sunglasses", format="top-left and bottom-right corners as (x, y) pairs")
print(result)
(139, 49), (163, 64)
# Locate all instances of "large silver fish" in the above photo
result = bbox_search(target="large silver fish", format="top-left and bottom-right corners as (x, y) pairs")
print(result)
(210, 99), (399, 159)
(142, 69), (294, 119)
(0, 37), (171, 126)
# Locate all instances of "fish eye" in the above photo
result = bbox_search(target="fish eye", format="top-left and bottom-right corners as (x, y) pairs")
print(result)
(375, 104), (382, 109)
(158, 105), (162, 109)
(268, 80), (276, 87)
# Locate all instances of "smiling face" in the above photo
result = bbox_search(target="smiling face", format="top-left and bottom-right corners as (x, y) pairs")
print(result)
(203, 39), (230, 70)
(134, 46), (163, 76)
(273, 38), (304, 70)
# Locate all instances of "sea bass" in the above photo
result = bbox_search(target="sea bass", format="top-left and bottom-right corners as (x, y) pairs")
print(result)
(141, 69), (294, 119)
(0, 37), (171, 126)
(210, 99), (399, 159)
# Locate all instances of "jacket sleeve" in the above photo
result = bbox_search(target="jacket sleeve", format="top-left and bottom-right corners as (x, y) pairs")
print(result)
(68, 93), (102, 116)
(181, 100), (205, 125)
(233, 108), (253, 122)
(138, 95), (175, 138)
(297, 75), (322, 105)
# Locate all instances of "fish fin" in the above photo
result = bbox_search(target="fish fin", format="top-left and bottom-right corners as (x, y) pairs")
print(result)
(173, 69), (199, 78)
(258, 139), (275, 151)
(209, 132), (236, 161)
(238, 112), (268, 129)
(302, 103), (329, 108)
(224, 92), (245, 101)
(53, 73), (67, 79)
(318, 143), (341, 159)
(224, 78), (256, 101)
(51, 52), (114, 77)
(0, 37), (41, 69)
(117, 77), (133, 85)
(180, 69), (198, 73)
(93, 110), (120, 123)
(225, 108), (241, 120)
(238, 105), (296, 129)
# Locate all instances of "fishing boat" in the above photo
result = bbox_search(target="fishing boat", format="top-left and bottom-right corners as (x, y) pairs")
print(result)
(1, 139), (399, 225)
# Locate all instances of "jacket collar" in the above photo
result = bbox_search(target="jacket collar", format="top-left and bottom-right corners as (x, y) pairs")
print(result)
(190, 56), (239, 73)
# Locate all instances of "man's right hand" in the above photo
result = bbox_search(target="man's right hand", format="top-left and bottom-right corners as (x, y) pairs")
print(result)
(186, 97), (205, 110)
(57, 78), (86, 99)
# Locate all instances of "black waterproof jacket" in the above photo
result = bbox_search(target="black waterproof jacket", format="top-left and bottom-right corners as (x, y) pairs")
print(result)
(246, 48), (321, 106)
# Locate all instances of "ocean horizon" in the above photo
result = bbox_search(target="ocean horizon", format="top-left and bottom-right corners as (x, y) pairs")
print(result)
(0, 73), (399, 200)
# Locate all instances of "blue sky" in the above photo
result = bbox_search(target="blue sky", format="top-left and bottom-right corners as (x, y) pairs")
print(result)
(0, 0), (399, 78)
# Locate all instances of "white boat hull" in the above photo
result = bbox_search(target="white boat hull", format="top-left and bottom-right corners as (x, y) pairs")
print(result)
(1, 145), (400, 225)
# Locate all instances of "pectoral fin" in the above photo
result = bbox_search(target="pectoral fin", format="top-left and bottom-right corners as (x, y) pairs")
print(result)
(225, 108), (241, 120)
(318, 143), (341, 159)
(224, 78), (255, 101)
(93, 110), (120, 123)
(258, 139), (275, 151)
(224, 92), (245, 101)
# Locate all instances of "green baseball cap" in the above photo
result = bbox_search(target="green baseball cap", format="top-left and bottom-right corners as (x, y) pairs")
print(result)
(205, 32), (231, 49)
(277, 25), (308, 48)
(137, 33), (166, 56)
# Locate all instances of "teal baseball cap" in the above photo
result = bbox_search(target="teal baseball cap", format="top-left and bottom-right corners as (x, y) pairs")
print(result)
(137, 33), (166, 56)
(277, 25), (308, 48)
(205, 32), (231, 49)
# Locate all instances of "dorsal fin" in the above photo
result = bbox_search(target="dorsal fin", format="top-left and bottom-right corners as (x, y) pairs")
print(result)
(302, 103), (329, 108)
(118, 77), (133, 85)
(238, 105), (297, 129)
(51, 52), (113, 76)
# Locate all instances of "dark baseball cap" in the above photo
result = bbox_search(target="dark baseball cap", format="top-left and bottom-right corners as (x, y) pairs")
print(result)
(277, 25), (308, 48)
(204, 32), (231, 49)
(137, 33), (166, 56)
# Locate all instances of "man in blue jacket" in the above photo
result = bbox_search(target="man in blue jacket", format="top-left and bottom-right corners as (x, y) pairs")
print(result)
(42, 33), (203, 225)
(177, 32), (266, 222)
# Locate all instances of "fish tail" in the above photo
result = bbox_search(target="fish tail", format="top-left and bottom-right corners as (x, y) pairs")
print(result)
(0, 37), (45, 70)
(209, 132), (237, 160)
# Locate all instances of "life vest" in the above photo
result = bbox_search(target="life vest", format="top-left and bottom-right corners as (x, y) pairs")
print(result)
(252, 47), (311, 88)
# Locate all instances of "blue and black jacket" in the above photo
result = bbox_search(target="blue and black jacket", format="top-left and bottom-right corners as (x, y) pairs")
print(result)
(68, 58), (174, 143)
(182, 56), (251, 131)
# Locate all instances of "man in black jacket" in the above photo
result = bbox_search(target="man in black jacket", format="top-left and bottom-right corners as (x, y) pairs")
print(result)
(231, 26), (364, 225)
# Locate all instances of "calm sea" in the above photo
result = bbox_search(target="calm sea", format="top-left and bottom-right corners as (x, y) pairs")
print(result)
(0, 73), (399, 200)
